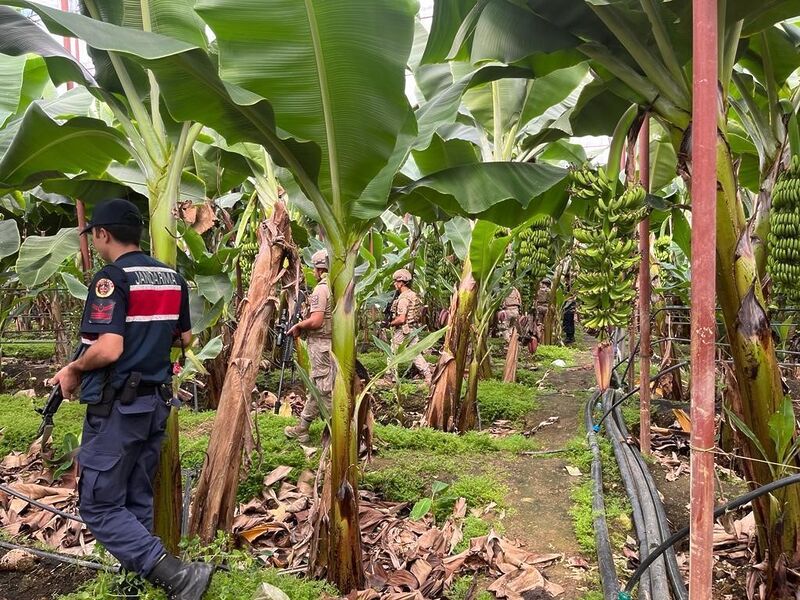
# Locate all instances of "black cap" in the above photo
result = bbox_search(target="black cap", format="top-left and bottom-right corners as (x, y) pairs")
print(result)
(81, 199), (144, 234)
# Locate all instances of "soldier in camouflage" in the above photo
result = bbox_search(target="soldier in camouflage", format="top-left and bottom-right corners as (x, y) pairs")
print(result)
(388, 269), (432, 386)
(497, 286), (522, 342)
(284, 249), (334, 444)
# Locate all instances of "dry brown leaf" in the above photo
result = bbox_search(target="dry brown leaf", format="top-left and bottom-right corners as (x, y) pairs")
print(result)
(385, 569), (419, 590)
(239, 523), (286, 543)
(409, 558), (432, 587)
(487, 566), (546, 600)
(191, 202), (217, 235)
(263, 466), (293, 488)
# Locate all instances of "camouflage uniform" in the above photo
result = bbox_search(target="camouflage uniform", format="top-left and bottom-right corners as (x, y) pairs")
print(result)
(498, 287), (521, 341)
(299, 274), (334, 424)
(534, 281), (550, 341)
(390, 287), (432, 385)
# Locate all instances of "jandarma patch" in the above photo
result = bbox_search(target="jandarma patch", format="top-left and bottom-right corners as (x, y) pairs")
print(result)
(89, 299), (115, 324)
(95, 278), (115, 298)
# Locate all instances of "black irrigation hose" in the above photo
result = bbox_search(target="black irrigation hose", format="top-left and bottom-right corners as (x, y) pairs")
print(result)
(595, 361), (689, 429)
(585, 393), (620, 600)
(622, 472), (800, 597)
(601, 392), (666, 600)
(0, 540), (119, 572)
(0, 482), (84, 524)
(608, 393), (688, 600)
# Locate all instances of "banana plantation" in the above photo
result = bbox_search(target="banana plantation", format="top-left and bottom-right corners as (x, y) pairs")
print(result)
(0, 0), (799, 599)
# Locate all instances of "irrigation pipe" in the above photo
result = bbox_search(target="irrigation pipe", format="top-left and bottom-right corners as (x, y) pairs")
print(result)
(0, 540), (119, 572)
(601, 392), (666, 599)
(607, 393), (688, 600)
(621, 472), (800, 598)
(584, 392), (620, 599)
(595, 361), (689, 429)
(0, 482), (84, 524)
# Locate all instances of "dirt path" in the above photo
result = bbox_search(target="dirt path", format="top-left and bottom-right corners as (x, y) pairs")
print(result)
(498, 352), (598, 600)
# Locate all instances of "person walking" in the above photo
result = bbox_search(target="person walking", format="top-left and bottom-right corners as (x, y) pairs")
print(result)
(50, 198), (212, 600)
(388, 269), (432, 385)
(284, 249), (334, 444)
(497, 286), (522, 342)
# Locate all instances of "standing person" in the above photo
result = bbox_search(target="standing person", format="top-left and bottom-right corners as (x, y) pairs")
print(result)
(284, 249), (334, 444)
(50, 199), (212, 600)
(388, 269), (432, 385)
(562, 295), (577, 345)
(497, 286), (522, 341)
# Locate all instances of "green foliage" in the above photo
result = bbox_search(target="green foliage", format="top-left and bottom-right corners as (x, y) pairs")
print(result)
(435, 475), (508, 522)
(454, 515), (492, 553)
(579, 591), (605, 600)
(533, 344), (579, 366)
(476, 380), (539, 423)
(0, 395), (85, 458)
(358, 351), (386, 377)
(374, 424), (537, 455)
(0, 340), (56, 360)
(446, 575), (493, 600)
(178, 410), (319, 502)
(362, 467), (426, 503)
(59, 532), (335, 600)
(569, 481), (629, 554)
(206, 568), (335, 600)
(236, 414), (320, 502)
(566, 433), (630, 554)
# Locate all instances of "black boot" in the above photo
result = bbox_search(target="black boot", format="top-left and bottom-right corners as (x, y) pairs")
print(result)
(146, 554), (213, 600)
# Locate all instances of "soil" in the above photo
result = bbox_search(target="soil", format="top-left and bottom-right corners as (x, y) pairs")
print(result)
(497, 355), (599, 599)
(0, 358), (53, 395)
(0, 561), (94, 600)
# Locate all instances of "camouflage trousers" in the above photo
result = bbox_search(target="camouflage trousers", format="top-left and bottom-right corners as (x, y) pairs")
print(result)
(300, 336), (335, 424)
(391, 329), (432, 385)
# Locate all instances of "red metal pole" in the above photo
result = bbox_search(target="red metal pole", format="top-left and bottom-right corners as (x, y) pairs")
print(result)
(59, 0), (74, 91)
(689, 0), (718, 597)
(58, 0), (92, 276)
(638, 116), (651, 457)
(75, 199), (92, 276)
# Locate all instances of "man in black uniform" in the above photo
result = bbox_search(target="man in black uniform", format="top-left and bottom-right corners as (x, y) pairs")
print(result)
(51, 199), (212, 600)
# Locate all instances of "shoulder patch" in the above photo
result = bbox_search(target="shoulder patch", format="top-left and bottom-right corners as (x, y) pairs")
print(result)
(89, 298), (116, 324)
(95, 278), (115, 298)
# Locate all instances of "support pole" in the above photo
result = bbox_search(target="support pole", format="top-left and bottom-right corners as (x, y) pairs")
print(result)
(638, 117), (651, 457)
(689, 0), (718, 598)
(59, 0), (91, 278)
(75, 198), (92, 277)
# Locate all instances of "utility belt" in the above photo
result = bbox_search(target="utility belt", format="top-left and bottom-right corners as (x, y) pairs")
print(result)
(87, 371), (172, 417)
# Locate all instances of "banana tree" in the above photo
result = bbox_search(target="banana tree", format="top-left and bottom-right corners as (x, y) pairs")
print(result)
(401, 53), (583, 429)
(0, 0), (219, 549)
(0, 1), (573, 589)
(458, 220), (520, 431)
(430, 0), (800, 591)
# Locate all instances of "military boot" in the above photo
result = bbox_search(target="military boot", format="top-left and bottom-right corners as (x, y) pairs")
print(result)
(284, 421), (311, 444)
(146, 554), (213, 600)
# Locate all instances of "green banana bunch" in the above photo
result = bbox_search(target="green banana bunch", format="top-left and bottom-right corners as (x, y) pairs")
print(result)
(572, 179), (648, 340)
(239, 240), (259, 285)
(767, 155), (800, 301)
(518, 216), (555, 280)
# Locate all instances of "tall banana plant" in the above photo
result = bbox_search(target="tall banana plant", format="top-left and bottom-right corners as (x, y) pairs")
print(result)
(0, 0), (215, 550)
(0, 1), (572, 589)
(427, 0), (800, 592)
(402, 55), (581, 430)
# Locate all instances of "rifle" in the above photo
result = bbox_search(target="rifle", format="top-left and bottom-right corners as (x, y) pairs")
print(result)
(383, 289), (400, 327)
(274, 288), (306, 414)
(37, 344), (86, 446)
